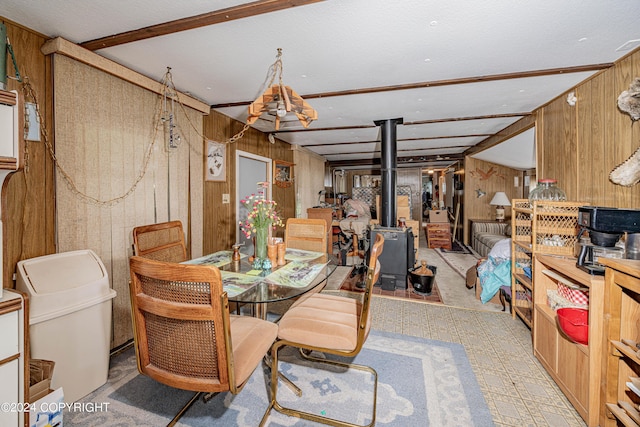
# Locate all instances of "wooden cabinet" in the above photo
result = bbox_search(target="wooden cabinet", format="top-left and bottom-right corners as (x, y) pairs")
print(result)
(0, 290), (27, 427)
(426, 223), (451, 250)
(600, 258), (640, 427)
(534, 255), (604, 426)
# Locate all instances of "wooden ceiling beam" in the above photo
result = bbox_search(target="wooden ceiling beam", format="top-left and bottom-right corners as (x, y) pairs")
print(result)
(80, 0), (326, 51)
(303, 139), (487, 147)
(211, 64), (612, 108)
(327, 153), (465, 168)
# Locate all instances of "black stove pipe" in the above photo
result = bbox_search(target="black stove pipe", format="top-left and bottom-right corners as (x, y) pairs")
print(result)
(374, 118), (403, 228)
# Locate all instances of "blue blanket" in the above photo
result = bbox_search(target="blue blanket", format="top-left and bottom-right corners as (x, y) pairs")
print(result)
(477, 256), (511, 304)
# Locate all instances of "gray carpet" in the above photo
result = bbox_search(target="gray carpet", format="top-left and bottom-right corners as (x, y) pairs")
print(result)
(64, 330), (493, 426)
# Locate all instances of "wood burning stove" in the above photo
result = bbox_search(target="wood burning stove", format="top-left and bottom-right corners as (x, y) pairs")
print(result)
(369, 117), (416, 290)
(369, 226), (415, 290)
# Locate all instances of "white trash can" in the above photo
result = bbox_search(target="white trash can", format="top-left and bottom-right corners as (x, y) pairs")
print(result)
(16, 249), (116, 403)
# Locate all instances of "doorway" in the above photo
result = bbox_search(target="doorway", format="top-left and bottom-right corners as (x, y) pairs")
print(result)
(236, 150), (272, 253)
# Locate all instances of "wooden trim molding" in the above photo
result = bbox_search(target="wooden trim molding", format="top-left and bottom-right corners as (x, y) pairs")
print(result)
(79, 0), (326, 51)
(41, 37), (210, 114)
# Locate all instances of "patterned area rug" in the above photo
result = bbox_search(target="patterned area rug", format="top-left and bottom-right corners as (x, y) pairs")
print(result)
(431, 245), (480, 279)
(339, 272), (444, 304)
(64, 330), (493, 426)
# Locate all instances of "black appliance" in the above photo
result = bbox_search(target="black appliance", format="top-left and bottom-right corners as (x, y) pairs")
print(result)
(369, 226), (415, 290)
(576, 206), (640, 274)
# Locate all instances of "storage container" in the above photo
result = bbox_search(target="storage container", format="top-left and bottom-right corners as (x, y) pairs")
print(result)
(16, 249), (116, 403)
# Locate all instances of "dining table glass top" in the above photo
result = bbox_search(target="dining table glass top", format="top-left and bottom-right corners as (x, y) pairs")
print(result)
(184, 248), (338, 304)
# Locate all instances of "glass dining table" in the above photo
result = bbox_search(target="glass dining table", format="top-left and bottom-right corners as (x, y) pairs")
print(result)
(184, 247), (338, 318)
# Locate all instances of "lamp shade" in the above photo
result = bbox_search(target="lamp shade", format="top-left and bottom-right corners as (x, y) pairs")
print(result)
(490, 191), (510, 207)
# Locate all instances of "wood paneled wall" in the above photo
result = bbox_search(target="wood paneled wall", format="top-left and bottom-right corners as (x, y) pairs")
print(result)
(462, 157), (524, 244)
(52, 54), (204, 347)
(464, 48), (640, 244)
(201, 111), (295, 254)
(539, 51), (640, 208)
(2, 19), (56, 289)
(292, 145), (327, 217)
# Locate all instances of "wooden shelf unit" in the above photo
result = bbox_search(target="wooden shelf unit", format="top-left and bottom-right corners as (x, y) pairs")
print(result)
(511, 199), (533, 326)
(600, 258), (640, 427)
(534, 255), (605, 426)
(510, 200), (586, 327)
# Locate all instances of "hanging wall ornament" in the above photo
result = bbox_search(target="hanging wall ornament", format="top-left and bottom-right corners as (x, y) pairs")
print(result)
(610, 146), (640, 186)
(617, 77), (640, 121)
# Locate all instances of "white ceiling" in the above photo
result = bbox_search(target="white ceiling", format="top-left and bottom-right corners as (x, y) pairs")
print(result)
(2, 0), (639, 170)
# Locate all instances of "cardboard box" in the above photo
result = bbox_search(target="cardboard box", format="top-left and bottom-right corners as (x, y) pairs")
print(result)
(429, 210), (449, 223)
(376, 195), (412, 220)
(29, 359), (55, 402)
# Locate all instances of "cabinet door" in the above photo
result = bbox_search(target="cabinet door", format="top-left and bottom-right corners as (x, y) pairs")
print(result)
(534, 310), (557, 371)
(0, 310), (18, 359)
(0, 360), (19, 426)
(556, 334), (589, 411)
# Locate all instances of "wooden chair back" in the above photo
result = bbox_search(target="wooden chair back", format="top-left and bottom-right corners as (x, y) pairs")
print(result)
(128, 256), (233, 393)
(285, 218), (328, 253)
(306, 208), (334, 252)
(356, 232), (384, 351)
(132, 220), (187, 262)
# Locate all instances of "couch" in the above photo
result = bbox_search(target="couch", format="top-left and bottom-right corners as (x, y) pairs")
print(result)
(471, 221), (510, 257)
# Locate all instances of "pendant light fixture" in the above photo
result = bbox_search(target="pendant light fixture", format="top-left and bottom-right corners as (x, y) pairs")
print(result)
(246, 48), (317, 130)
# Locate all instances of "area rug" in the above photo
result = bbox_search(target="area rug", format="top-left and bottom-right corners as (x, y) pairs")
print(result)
(64, 330), (493, 426)
(338, 272), (443, 304)
(431, 246), (479, 279)
(440, 240), (472, 254)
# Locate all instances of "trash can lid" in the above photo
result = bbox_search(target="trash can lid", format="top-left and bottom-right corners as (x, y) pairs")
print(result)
(17, 250), (106, 294)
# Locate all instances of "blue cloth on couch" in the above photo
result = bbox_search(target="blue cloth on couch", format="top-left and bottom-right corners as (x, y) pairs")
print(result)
(477, 256), (511, 304)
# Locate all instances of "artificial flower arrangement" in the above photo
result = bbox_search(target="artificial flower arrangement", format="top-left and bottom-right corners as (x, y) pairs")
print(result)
(238, 193), (284, 238)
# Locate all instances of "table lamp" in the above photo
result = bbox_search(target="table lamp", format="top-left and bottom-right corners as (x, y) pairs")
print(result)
(490, 191), (510, 221)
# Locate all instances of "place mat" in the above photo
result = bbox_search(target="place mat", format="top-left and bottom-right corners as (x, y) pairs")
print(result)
(266, 261), (328, 288)
(284, 248), (325, 262)
(184, 250), (246, 268)
(219, 272), (261, 297)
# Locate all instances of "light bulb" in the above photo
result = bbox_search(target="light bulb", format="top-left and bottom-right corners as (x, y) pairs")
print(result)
(276, 101), (287, 118)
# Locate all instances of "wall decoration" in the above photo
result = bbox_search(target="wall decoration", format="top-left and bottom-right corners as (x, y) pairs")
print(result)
(274, 160), (294, 188)
(610, 146), (640, 186)
(618, 77), (640, 121)
(206, 141), (226, 182)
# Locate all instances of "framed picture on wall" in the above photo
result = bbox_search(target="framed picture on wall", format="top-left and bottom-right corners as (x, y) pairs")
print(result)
(274, 160), (294, 188)
(206, 141), (226, 182)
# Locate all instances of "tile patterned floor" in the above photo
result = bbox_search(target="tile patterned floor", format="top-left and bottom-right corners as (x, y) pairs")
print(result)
(369, 297), (587, 426)
(332, 226), (587, 426)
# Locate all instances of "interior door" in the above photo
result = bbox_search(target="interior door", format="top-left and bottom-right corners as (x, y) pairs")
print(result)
(236, 151), (272, 253)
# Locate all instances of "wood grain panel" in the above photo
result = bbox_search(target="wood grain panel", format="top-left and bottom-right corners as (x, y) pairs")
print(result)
(201, 110), (295, 254)
(53, 55), (203, 347)
(539, 93), (578, 200)
(292, 145), (326, 219)
(577, 75), (607, 204)
(2, 19), (55, 290)
(462, 157), (523, 245)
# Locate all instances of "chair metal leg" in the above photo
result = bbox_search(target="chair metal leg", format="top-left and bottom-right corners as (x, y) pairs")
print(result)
(167, 391), (202, 427)
(261, 341), (378, 427)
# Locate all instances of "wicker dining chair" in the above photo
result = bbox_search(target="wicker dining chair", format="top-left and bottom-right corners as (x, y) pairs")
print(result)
(285, 218), (328, 253)
(260, 233), (384, 427)
(132, 220), (187, 262)
(129, 256), (278, 426)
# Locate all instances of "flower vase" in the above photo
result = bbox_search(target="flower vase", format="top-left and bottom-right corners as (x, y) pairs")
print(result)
(254, 225), (269, 268)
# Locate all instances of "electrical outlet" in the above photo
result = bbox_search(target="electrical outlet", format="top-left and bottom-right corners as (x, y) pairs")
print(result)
(222, 193), (230, 204)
